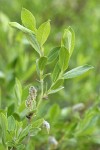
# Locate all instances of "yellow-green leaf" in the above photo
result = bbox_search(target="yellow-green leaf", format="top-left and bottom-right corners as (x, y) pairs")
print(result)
(21, 8), (36, 33)
(37, 20), (50, 46)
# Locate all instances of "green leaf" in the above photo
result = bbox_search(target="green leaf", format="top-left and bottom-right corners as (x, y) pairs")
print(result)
(42, 73), (51, 79)
(59, 46), (69, 71)
(18, 124), (32, 142)
(13, 113), (20, 121)
(48, 86), (64, 95)
(21, 8), (36, 33)
(14, 78), (22, 106)
(38, 56), (47, 71)
(32, 118), (44, 128)
(37, 20), (50, 46)
(17, 144), (25, 150)
(15, 121), (23, 138)
(7, 103), (15, 117)
(48, 47), (60, 63)
(51, 79), (64, 90)
(75, 109), (99, 136)
(7, 116), (16, 131)
(63, 65), (94, 79)
(22, 63), (35, 81)
(49, 104), (60, 123)
(9, 22), (32, 34)
(9, 22), (41, 55)
(61, 26), (75, 57)
(0, 113), (8, 145)
(25, 33), (41, 56)
(30, 128), (41, 136)
(52, 62), (61, 82)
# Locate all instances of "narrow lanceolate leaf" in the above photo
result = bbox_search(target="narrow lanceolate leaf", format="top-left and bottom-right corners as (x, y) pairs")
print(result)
(0, 113), (8, 145)
(51, 79), (64, 90)
(61, 26), (75, 57)
(9, 22), (32, 34)
(48, 47), (60, 63)
(37, 20), (50, 46)
(32, 118), (44, 128)
(26, 33), (41, 55)
(17, 144), (25, 150)
(30, 128), (41, 136)
(63, 65), (94, 79)
(49, 104), (60, 123)
(52, 62), (61, 82)
(14, 78), (22, 106)
(18, 124), (32, 142)
(38, 56), (47, 71)
(48, 86), (64, 95)
(8, 116), (16, 131)
(21, 8), (36, 33)
(59, 46), (69, 71)
(9, 22), (41, 55)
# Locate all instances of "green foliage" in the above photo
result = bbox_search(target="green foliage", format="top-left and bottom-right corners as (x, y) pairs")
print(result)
(8, 116), (16, 131)
(21, 8), (36, 33)
(38, 56), (47, 71)
(48, 47), (60, 63)
(37, 20), (51, 47)
(14, 78), (22, 106)
(59, 46), (69, 71)
(61, 27), (75, 57)
(0, 113), (8, 146)
(9, 22), (41, 56)
(63, 65), (94, 79)
(0, 2), (99, 150)
(52, 62), (61, 82)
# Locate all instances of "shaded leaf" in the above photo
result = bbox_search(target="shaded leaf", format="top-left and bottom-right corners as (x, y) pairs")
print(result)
(7, 103), (15, 117)
(52, 62), (61, 82)
(59, 46), (69, 71)
(30, 128), (41, 136)
(38, 56), (47, 71)
(14, 78), (22, 106)
(32, 118), (44, 128)
(42, 73), (51, 79)
(51, 79), (64, 90)
(15, 121), (23, 138)
(17, 144), (25, 150)
(49, 104), (60, 123)
(8, 116), (16, 131)
(25, 33), (41, 56)
(48, 47), (60, 63)
(18, 124), (32, 141)
(48, 86), (64, 95)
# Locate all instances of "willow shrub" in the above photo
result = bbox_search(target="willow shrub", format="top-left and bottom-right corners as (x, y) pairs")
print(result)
(0, 8), (96, 150)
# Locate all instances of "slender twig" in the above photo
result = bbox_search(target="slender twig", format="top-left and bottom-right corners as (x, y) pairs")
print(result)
(37, 71), (44, 109)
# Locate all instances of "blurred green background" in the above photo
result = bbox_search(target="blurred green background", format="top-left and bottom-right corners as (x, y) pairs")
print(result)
(0, 0), (100, 149)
